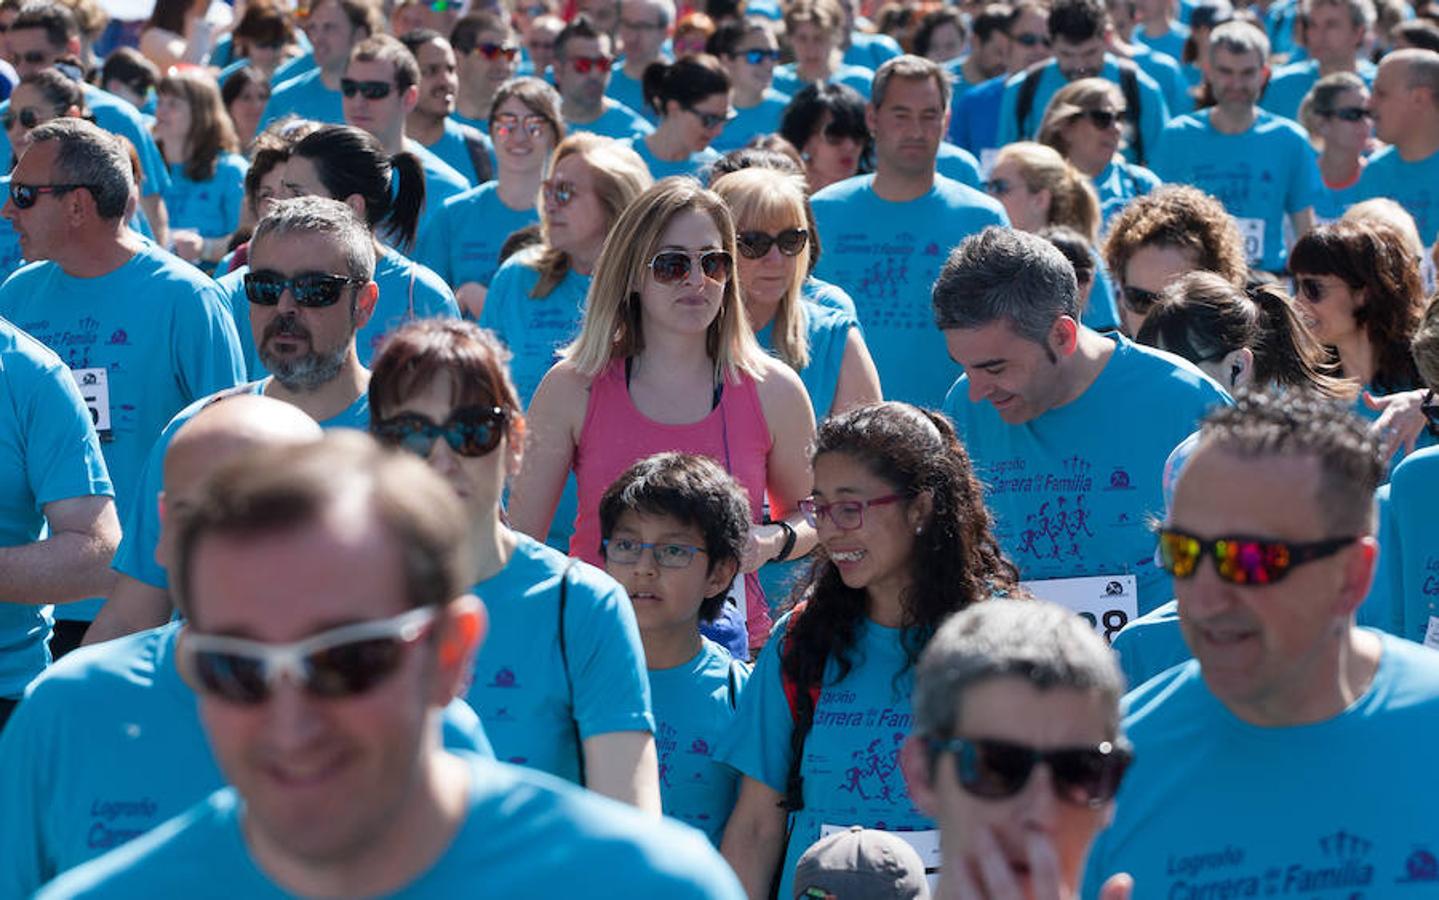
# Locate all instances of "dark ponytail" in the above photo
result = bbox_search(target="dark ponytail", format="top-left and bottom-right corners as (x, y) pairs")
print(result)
(290, 125), (427, 252)
(641, 54), (730, 117)
(386, 150), (426, 252)
(1248, 284), (1356, 402)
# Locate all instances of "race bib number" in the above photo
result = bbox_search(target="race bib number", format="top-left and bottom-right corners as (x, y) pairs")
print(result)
(1020, 574), (1138, 644)
(821, 824), (941, 891)
(1236, 217), (1265, 266)
(1424, 616), (1439, 651)
(70, 367), (112, 441)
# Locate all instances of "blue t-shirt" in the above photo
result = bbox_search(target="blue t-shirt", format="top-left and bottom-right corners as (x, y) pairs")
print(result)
(258, 68), (342, 129)
(1260, 58), (1376, 123)
(268, 51), (316, 86)
(943, 336), (1230, 617)
(1354, 144), (1439, 245)
(422, 117), (496, 186)
(951, 74), (1005, 160)
(110, 382), (370, 591)
(0, 175), (23, 280)
(843, 32), (902, 71)
(997, 57), (1170, 167)
(414, 181), (540, 292)
(626, 135), (722, 181)
(404, 138), (472, 245)
(755, 302), (854, 420)
(220, 248), (460, 376)
(712, 89), (791, 152)
(607, 67), (654, 124)
(772, 63), (874, 100)
(802, 276), (858, 320)
(1093, 159), (1162, 232)
(0, 318), (111, 697)
(1134, 23), (1189, 66)
(0, 622), (491, 897)
(478, 247), (591, 406)
(715, 612), (934, 900)
(811, 173), (1008, 408)
(39, 754), (744, 900)
(936, 141), (983, 188)
(161, 153), (248, 240)
(1314, 167), (1367, 223)
(1082, 634), (1439, 898)
(1110, 598), (1189, 690)
(651, 638), (749, 846)
(565, 99), (655, 141)
(468, 535), (653, 785)
(0, 244), (246, 621)
(1374, 446), (1439, 645)
(1150, 108), (1323, 272)
(1130, 43), (1191, 116)
(1085, 262), (1122, 333)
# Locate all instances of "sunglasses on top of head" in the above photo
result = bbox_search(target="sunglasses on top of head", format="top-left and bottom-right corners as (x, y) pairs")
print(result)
(648, 249), (733, 285)
(372, 405), (509, 458)
(1156, 527), (1358, 586)
(340, 78), (394, 100)
(928, 736), (1132, 807)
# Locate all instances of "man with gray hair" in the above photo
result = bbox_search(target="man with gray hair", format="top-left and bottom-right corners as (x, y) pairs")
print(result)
(1356, 48), (1439, 246)
(1261, 0), (1376, 121)
(0, 117), (245, 654)
(612, 0), (675, 121)
(1083, 388), (1439, 894)
(935, 227), (1228, 630)
(85, 196), (378, 645)
(901, 599), (1134, 898)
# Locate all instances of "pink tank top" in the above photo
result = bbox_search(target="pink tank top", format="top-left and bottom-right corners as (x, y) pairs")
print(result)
(571, 357), (775, 644)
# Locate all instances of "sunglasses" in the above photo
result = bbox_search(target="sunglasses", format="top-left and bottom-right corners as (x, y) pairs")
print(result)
(1120, 284), (1161, 315)
(648, 249), (733, 285)
(372, 405), (508, 458)
(799, 493), (903, 531)
(541, 178), (576, 206)
(737, 228), (808, 259)
(1080, 108), (1125, 129)
(340, 78), (393, 100)
(179, 606), (437, 705)
(929, 737), (1131, 807)
(16, 50), (49, 65)
(476, 42), (519, 60)
(8, 181), (89, 209)
(493, 112), (549, 138)
(821, 123), (866, 145)
(244, 271), (367, 307)
(569, 55), (613, 73)
(1321, 106), (1370, 122)
(684, 104), (733, 129)
(983, 177), (1013, 197)
(739, 48), (782, 64)
(602, 537), (707, 568)
(1, 107), (45, 130)
(1157, 527), (1357, 586)
(1012, 33), (1051, 47)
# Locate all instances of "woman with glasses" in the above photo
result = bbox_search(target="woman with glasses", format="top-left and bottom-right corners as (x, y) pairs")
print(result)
(152, 71), (247, 272)
(778, 82), (870, 193)
(773, 0), (874, 99)
(1038, 78), (1161, 232)
(416, 77), (564, 319)
(510, 178), (818, 659)
(716, 401), (1018, 899)
(1299, 72), (1373, 223)
(708, 18), (790, 153)
(628, 55), (731, 181)
(368, 318), (660, 812)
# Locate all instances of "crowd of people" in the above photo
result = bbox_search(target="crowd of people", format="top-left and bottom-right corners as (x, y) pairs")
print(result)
(1, 0), (1438, 895)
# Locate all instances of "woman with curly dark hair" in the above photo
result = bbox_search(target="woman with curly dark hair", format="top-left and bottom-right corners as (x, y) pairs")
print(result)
(716, 401), (1017, 899)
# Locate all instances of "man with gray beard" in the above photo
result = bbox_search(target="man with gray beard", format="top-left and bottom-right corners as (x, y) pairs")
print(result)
(83, 197), (378, 645)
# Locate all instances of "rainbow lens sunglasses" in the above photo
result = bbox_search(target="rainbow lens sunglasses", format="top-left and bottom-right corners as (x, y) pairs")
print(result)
(927, 736), (1131, 808)
(372, 405), (509, 458)
(1156, 527), (1357, 586)
(178, 606), (437, 705)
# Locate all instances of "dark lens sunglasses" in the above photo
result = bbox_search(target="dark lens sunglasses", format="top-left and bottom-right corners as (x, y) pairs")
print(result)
(1322, 106), (1371, 122)
(570, 55), (613, 73)
(17, 50), (49, 65)
(740, 48), (781, 64)
(1121, 285), (1161, 315)
(1013, 33), (1051, 47)
(1082, 108), (1125, 129)
(1157, 527), (1357, 586)
(339, 78), (394, 99)
(648, 250), (733, 285)
(1, 107), (44, 130)
(179, 607), (437, 705)
(684, 104), (733, 129)
(373, 405), (509, 458)
(737, 228), (809, 259)
(929, 736), (1131, 807)
(244, 271), (367, 307)
(477, 42), (519, 60)
(9, 181), (88, 209)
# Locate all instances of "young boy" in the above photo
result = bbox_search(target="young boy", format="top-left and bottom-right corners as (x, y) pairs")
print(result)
(599, 452), (752, 846)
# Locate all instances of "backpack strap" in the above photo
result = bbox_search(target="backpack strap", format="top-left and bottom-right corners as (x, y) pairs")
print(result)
(1013, 60), (1049, 138)
(1115, 59), (1145, 166)
(779, 601), (821, 725)
(726, 657), (744, 710)
(461, 126), (495, 185)
(556, 558), (584, 786)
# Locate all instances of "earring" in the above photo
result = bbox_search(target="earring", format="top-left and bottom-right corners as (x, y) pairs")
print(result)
(914, 525), (923, 535)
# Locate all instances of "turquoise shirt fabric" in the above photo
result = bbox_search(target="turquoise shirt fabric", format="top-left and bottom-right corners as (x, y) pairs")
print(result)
(414, 181), (540, 291)
(1110, 598), (1189, 690)
(626, 134), (722, 181)
(258, 68), (342, 130)
(161, 153), (247, 239)
(1354, 144), (1439, 245)
(564, 99), (655, 141)
(772, 62), (874, 99)
(712, 88), (791, 152)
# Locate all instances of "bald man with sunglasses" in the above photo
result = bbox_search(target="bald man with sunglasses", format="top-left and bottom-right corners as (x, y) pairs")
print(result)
(1084, 388), (1439, 896)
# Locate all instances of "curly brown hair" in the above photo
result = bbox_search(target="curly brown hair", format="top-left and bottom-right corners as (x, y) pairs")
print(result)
(1101, 185), (1249, 289)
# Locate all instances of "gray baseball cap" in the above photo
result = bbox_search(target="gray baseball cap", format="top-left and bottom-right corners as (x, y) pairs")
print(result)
(792, 827), (930, 900)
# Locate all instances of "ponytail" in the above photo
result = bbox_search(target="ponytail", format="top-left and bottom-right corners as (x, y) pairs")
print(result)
(1249, 284), (1357, 401)
(384, 150), (426, 253)
(1049, 166), (1100, 243)
(290, 125), (427, 253)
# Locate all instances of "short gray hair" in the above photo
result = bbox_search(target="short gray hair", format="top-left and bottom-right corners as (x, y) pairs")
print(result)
(1300, 0), (1374, 30)
(872, 54), (952, 112)
(912, 599), (1126, 740)
(251, 196), (376, 282)
(27, 118), (133, 220)
(1208, 20), (1270, 62)
(932, 226), (1078, 345)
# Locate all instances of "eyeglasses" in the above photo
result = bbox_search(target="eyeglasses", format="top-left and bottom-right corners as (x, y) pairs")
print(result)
(340, 78), (394, 100)
(8, 182), (90, 209)
(476, 42), (519, 61)
(568, 55), (613, 74)
(1320, 106), (1371, 122)
(541, 178), (576, 206)
(928, 737), (1131, 808)
(737, 228), (808, 259)
(648, 249), (733, 285)
(683, 104), (733, 129)
(178, 606), (437, 705)
(372, 406), (509, 458)
(1012, 33), (1051, 47)
(1120, 284), (1161, 315)
(1156, 527), (1357, 586)
(1, 107), (45, 130)
(15, 50), (50, 65)
(738, 48), (782, 64)
(494, 112), (550, 138)
(799, 493), (903, 531)
(602, 537), (707, 568)
(244, 271), (367, 307)
(1080, 108), (1125, 129)
(983, 177), (1013, 196)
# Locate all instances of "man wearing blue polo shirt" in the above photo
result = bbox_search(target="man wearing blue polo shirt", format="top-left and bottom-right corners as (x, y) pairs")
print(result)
(1356, 48), (1439, 246)
(1261, 0), (1375, 122)
(936, 227), (1228, 628)
(1150, 21), (1321, 273)
(811, 54), (1008, 409)
(260, 0), (380, 129)
(555, 16), (652, 140)
(1083, 390), (1439, 896)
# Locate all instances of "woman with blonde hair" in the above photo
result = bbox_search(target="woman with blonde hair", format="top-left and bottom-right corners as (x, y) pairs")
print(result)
(987, 141), (1121, 329)
(511, 178), (819, 657)
(152, 69), (246, 269)
(1038, 78), (1161, 231)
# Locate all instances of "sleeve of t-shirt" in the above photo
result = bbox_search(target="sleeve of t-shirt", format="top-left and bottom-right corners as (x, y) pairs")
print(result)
(407, 261), (462, 319)
(440, 697), (496, 758)
(1287, 137), (1325, 214)
(713, 616), (794, 793)
(218, 159), (246, 237)
(478, 257), (526, 343)
(565, 566), (655, 739)
(1147, 123), (1181, 184)
(0, 676), (63, 896)
(111, 423), (175, 588)
(21, 348), (113, 508)
(411, 209), (454, 286)
(169, 281), (247, 401)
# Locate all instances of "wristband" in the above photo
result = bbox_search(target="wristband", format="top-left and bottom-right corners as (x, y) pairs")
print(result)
(773, 519), (797, 562)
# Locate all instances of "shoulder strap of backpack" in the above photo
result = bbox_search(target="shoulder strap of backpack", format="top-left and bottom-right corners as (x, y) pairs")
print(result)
(462, 128), (495, 184)
(1116, 59), (1145, 166)
(1014, 61), (1048, 138)
(779, 600), (822, 725)
(556, 558), (584, 786)
(726, 657), (743, 710)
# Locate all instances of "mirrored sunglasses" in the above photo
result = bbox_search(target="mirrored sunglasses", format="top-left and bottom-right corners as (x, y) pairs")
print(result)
(1156, 527), (1357, 586)
(648, 249), (733, 285)
(244, 271), (366, 307)
(372, 405), (509, 458)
